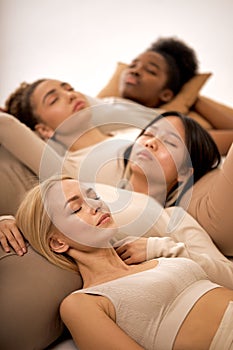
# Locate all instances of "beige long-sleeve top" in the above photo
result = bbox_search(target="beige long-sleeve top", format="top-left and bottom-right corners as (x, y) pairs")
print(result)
(1, 111), (233, 257)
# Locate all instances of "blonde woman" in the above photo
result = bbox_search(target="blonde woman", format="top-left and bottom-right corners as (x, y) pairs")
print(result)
(14, 175), (233, 350)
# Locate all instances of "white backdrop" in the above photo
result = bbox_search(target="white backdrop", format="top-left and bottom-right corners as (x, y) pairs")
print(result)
(1, 0), (233, 107)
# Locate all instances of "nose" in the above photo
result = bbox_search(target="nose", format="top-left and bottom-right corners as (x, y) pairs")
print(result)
(144, 137), (158, 150)
(63, 89), (77, 102)
(129, 63), (143, 76)
(86, 198), (103, 214)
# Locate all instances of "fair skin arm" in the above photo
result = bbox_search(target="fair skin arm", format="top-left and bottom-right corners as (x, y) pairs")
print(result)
(60, 293), (144, 350)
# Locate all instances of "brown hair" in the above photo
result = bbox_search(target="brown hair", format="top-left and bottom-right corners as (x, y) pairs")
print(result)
(4, 79), (46, 130)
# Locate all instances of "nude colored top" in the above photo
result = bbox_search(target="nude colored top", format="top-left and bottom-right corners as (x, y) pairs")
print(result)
(73, 257), (220, 350)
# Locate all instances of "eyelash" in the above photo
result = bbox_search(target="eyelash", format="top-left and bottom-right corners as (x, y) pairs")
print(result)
(50, 98), (58, 105)
(73, 207), (82, 214)
(142, 134), (177, 147)
(72, 196), (101, 214)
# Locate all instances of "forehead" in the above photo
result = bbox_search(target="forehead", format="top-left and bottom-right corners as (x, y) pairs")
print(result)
(135, 51), (167, 67)
(147, 116), (186, 139)
(32, 79), (64, 103)
(58, 179), (87, 197)
(46, 179), (82, 202)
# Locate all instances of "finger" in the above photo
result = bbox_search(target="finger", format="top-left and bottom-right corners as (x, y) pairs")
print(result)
(0, 231), (24, 256)
(0, 235), (11, 253)
(123, 257), (134, 265)
(118, 250), (131, 261)
(114, 245), (127, 255)
(10, 227), (27, 253)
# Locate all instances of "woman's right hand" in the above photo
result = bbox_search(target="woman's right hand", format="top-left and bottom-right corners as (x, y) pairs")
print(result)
(0, 217), (27, 256)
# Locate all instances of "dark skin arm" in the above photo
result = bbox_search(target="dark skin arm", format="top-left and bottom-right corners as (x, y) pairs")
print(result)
(194, 96), (233, 155)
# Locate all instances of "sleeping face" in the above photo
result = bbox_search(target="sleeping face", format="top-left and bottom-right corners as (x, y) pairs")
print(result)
(45, 179), (117, 248)
(31, 79), (92, 141)
(32, 80), (90, 130)
(119, 51), (173, 107)
(129, 116), (189, 195)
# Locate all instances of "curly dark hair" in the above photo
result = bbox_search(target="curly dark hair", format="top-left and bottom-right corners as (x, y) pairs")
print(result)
(4, 79), (46, 130)
(147, 37), (199, 95)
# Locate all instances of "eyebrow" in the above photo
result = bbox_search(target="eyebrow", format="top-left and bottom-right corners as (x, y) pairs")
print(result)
(64, 195), (80, 208)
(64, 188), (94, 208)
(147, 125), (183, 142)
(148, 61), (161, 70)
(132, 58), (161, 70)
(42, 82), (69, 104)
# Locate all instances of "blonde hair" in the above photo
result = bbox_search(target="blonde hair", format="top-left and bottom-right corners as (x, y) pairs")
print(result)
(15, 175), (78, 272)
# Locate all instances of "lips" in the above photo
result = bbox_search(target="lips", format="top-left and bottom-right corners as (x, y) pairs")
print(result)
(124, 74), (138, 85)
(96, 213), (111, 226)
(136, 149), (153, 160)
(73, 100), (86, 113)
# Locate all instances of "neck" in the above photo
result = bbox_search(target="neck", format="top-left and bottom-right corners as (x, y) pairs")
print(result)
(130, 173), (166, 205)
(54, 126), (111, 152)
(69, 128), (111, 151)
(70, 247), (131, 288)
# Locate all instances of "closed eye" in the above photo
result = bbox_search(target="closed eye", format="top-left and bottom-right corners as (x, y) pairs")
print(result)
(72, 207), (82, 214)
(164, 140), (177, 147)
(143, 132), (154, 138)
(146, 69), (157, 75)
(49, 97), (58, 105)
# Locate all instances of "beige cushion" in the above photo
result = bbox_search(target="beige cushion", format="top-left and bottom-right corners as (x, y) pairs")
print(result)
(0, 146), (37, 215)
(0, 245), (82, 350)
(0, 148), (83, 349)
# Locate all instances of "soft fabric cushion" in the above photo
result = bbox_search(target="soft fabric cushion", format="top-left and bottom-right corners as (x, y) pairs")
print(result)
(97, 62), (128, 98)
(0, 146), (38, 215)
(0, 245), (82, 350)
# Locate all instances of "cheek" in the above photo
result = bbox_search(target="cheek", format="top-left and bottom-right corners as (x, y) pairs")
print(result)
(157, 150), (178, 176)
(136, 137), (146, 146)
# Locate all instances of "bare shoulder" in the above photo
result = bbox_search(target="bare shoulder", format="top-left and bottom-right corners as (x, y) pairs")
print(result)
(60, 292), (115, 320)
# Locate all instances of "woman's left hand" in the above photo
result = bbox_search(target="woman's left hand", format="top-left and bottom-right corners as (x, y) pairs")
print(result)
(114, 237), (148, 264)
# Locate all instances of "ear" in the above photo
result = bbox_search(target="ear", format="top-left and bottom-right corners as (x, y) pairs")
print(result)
(49, 233), (70, 253)
(177, 166), (194, 183)
(34, 123), (54, 140)
(159, 88), (174, 103)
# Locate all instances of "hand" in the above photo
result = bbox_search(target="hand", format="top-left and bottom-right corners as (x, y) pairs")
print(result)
(0, 218), (27, 256)
(114, 237), (148, 264)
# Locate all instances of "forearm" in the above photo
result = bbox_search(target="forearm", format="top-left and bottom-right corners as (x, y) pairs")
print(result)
(147, 207), (233, 289)
(194, 96), (233, 129)
(0, 112), (65, 178)
(208, 130), (233, 155)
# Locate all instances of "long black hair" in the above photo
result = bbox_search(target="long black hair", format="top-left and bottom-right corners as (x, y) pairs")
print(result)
(123, 111), (221, 205)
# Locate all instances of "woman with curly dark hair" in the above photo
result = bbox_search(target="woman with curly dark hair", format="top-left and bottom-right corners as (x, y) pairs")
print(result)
(119, 37), (198, 107)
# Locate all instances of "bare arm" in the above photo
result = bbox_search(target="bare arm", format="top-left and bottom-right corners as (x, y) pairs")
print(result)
(60, 293), (144, 350)
(193, 96), (233, 155)
(0, 112), (65, 177)
(208, 129), (233, 155)
(194, 96), (233, 129)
